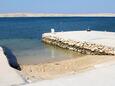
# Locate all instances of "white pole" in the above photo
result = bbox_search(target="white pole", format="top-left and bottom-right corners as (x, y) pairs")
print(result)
(51, 28), (55, 33)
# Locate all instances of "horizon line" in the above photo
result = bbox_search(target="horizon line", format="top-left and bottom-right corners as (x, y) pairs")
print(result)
(0, 13), (115, 17)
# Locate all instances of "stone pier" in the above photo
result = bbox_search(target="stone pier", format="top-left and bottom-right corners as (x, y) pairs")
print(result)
(42, 31), (115, 55)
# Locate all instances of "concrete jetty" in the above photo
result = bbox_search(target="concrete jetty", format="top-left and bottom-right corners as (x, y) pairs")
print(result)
(42, 31), (115, 55)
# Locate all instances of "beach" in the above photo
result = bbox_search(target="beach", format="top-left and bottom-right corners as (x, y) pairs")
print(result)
(0, 17), (115, 86)
(0, 30), (115, 86)
(21, 55), (115, 80)
(21, 60), (115, 86)
(19, 30), (115, 85)
(0, 0), (115, 85)
(1, 44), (115, 86)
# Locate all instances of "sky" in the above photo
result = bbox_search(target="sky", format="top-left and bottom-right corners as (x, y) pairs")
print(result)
(0, 0), (115, 13)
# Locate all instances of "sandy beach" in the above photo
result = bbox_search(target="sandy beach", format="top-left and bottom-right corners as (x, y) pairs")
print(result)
(21, 31), (115, 81)
(1, 44), (115, 86)
(1, 0), (115, 85)
(21, 55), (115, 80)
(0, 30), (115, 85)
(22, 59), (115, 86)
(0, 30), (115, 86)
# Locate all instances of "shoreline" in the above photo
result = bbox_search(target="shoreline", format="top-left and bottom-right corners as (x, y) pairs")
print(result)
(21, 55), (115, 81)
(20, 30), (115, 81)
(22, 58), (115, 86)
(0, 16), (115, 85)
(0, 13), (115, 17)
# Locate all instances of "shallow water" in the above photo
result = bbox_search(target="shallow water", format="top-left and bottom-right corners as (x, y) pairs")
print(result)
(0, 17), (115, 64)
(0, 39), (82, 64)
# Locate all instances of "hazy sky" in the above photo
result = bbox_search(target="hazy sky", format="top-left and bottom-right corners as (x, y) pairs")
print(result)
(0, 0), (115, 13)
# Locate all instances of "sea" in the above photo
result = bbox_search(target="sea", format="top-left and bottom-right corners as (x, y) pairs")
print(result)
(0, 17), (115, 64)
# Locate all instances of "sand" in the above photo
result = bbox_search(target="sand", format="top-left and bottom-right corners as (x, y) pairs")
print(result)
(21, 61), (115, 86)
(21, 55), (115, 80)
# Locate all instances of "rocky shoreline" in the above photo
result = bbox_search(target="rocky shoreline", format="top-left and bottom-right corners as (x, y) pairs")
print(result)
(42, 34), (115, 55)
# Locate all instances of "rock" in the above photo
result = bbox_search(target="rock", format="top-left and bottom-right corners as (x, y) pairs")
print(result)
(42, 35), (115, 55)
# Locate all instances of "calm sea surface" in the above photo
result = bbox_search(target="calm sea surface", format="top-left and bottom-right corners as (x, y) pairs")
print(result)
(0, 17), (115, 64)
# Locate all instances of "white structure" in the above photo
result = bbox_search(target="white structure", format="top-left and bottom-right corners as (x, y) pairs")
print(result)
(43, 31), (115, 48)
(51, 28), (55, 33)
(42, 31), (115, 55)
(0, 47), (26, 86)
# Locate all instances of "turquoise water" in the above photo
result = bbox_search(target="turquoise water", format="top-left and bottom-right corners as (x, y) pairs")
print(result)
(0, 17), (115, 64)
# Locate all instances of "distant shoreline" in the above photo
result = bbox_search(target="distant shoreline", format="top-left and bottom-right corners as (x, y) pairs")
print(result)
(0, 13), (115, 17)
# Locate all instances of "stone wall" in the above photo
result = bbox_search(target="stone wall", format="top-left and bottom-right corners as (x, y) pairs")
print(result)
(42, 34), (115, 55)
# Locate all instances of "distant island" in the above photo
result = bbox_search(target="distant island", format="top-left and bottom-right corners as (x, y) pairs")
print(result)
(0, 13), (115, 17)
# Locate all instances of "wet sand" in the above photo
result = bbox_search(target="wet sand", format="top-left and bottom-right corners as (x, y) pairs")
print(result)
(21, 55), (115, 81)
